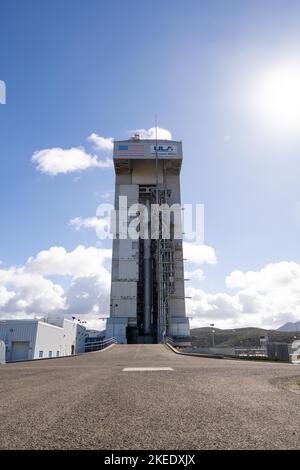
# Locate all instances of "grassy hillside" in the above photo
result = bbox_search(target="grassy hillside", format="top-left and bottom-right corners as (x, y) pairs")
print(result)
(190, 327), (298, 348)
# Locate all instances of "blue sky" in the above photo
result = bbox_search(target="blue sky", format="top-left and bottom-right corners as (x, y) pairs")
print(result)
(1, 0), (300, 329)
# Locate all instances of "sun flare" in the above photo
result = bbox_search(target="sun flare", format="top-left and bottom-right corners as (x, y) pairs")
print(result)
(252, 61), (300, 135)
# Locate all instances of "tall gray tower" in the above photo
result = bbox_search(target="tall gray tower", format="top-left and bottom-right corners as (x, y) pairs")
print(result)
(106, 135), (190, 344)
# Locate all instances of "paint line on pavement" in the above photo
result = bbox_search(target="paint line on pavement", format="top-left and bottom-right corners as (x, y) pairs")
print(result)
(122, 367), (174, 372)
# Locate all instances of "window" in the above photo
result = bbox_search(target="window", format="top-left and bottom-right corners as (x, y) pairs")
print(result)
(48, 351), (52, 358)
(39, 351), (43, 358)
(56, 351), (60, 357)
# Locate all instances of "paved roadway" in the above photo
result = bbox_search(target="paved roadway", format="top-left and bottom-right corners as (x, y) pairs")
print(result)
(0, 344), (299, 450)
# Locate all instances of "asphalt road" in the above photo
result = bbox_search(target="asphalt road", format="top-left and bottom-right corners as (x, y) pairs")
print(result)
(0, 344), (299, 450)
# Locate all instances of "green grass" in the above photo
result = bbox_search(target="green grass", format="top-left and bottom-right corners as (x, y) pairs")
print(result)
(296, 377), (300, 386)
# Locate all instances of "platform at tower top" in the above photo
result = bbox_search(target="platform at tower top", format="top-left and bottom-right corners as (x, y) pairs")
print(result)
(113, 138), (182, 160)
(113, 139), (183, 174)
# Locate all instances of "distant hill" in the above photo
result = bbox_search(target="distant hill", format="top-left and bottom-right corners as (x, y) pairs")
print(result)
(190, 326), (298, 347)
(277, 321), (300, 332)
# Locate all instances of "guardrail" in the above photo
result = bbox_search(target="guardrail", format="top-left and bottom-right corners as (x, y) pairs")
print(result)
(166, 336), (176, 347)
(85, 337), (117, 352)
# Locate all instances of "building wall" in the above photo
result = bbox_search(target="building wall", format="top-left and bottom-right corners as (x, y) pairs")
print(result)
(62, 319), (86, 354)
(0, 320), (38, 361)
(109, 181), (140, 342)
(74, 322), (86, 354)
(34, 322), (64, 359)
(106, 317), (127, 343)
(44, 316), (86, 353)
(0, 319), (86, 361)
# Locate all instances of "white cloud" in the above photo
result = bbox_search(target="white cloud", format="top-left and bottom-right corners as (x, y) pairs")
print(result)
(187, 261), (300, 329)
(26, 245), (111, 278)
(70, 216), (108, 233)
(65, 275), (110, 317)
(0, 267), (66, 314)
(70, 217), (110, 239)
(1, 242), (300, 331)
(183, 242), (217, 266)
(87, 134), (114, 153)
(185, 268), (205, 282)
(32, 127), (173, 176)
(96, 190), (113, 201)
(32, 147), (112, 175)
(186, 287), (242, 325)
(0, 286), (15, 307)
(237, 289), (264, 314)
(132, 126), (172, 140)
(69, 216), (112, 241)
(0, 245), (112, 326)
(226, 261), (300, 292)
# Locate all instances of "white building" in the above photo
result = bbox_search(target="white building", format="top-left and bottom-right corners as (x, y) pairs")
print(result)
(0, 318), (86, 362)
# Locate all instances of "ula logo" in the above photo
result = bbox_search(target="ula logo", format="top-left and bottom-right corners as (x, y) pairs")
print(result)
(151, 144), (177, 154)
(154, 145), (174, 152)
(0, 80), (6, 104)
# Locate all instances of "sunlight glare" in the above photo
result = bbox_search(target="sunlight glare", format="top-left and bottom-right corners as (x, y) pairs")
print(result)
(253, 60), (300, 135)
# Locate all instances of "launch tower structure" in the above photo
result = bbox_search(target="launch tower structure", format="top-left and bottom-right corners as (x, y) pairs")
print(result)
(106, 135), (190, 344)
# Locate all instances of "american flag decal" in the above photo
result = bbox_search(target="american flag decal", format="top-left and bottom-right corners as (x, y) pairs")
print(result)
(117, 144), (145, 157)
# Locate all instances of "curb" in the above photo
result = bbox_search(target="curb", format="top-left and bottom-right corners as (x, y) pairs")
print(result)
(3, 343), (116, 364)
(165, 342), (224, 359)
(165, 343), (291, 364)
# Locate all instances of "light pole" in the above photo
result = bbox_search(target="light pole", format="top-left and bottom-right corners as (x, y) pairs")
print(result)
(210, 323), (215, 348)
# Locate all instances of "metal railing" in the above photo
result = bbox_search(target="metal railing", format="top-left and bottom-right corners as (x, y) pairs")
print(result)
(165, 336), (176, 347)
(85, 337), (117, 352)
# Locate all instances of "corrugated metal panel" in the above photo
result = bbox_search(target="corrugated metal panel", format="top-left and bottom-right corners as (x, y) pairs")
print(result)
(119, 184), (139, 206)
(169, 297), (186, 316)
(113, 298), (137, 317)
(0, 321), (38, 361)
(119, 260), (139, 280)
(131, 241), (139, 251)
(0, 321), (37, 343)
(111, 281), (137, 317)
(0, 323), (6, 340)
(119, 239), (138, 258)
(114, 184), (139, 238)
(111, 281), (137, 298)
(106, 318), (127, 343)
(169, 319), (190, 337)
(132, 160), (163, 184)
